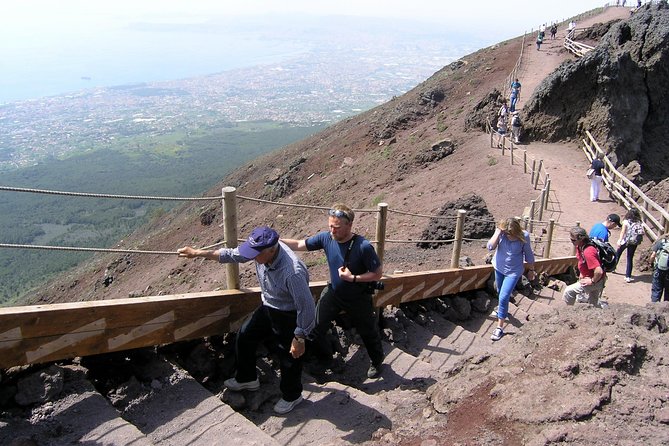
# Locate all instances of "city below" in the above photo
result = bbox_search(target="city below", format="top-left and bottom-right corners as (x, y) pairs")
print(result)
(0, 39), (470, 171)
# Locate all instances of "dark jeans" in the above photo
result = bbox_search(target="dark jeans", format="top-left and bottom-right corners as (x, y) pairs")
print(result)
(235, 305), (303, 402)
(651, 269), (669, 302)
(311, 285), (384, 366)
(615, 243), (638, 278)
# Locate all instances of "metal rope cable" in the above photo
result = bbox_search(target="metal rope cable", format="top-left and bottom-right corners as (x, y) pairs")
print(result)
(387, 208), (457, 220)
(0, 186), (223, 201)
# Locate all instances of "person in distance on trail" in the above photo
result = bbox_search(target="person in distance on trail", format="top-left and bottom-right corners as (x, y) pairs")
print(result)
(487, 217), (536, 341)
(495, 114), (508, 148)
(550, 23), (558, 40)
(498, 99), (509, 120)
(536, 29), (545, 51)
(509, 78), (521, 112)
(567, 20), (577, 39)
(510, 111), (522, 144)
(589, 152), (605, 202)
(177, 226), (315, 415)
(589, 213), (621, 243)
(615, 208), (644, 283)
(649, 232), (669, 302)
(282, 203), (385, 379)
(564, 227), (607, 307)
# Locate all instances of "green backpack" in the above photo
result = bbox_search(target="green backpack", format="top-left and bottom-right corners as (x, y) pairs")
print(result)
(656, 239), (669, 271)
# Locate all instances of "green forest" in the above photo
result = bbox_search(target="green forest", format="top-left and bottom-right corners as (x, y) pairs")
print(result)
(0, 122), (323, 306)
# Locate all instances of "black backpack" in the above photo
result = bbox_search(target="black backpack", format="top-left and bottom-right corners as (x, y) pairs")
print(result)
(585, 238), (617, 272)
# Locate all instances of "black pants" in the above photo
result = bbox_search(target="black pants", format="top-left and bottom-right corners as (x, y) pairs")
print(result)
(312, 285), (384, 366)
(615, 242), (638, 278)
(235, 305), (302, 401)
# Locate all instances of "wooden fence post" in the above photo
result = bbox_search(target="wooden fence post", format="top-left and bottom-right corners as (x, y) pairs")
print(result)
(533, 160), (543, 190)
(544, 178), (551, 210)
(531, 159), (537, 185)
(538, 188), (545, 222)
(451, 209), (466, 269)
(501, 137), (506, 156)
(510, 145), (514, 165)
(375, 202), (388, 264)
(571, 221), (580, 256)
(222, 187), (240, 290)
(523, 151), (528, 174)
(528, 200), (536, 233)
(545, 219), (555, 259)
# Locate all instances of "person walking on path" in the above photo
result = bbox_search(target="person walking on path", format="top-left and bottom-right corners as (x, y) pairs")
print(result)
(282, 203), (385, 379)
(550, 23), (558, 40)
(509, 78), (521, 112)
(589, 213), (621, 242)
(649, 233), (669, 302)
(536, 30), (545, 50)
(564, 227), (607, 307)
(177, 226), (316, 415)
(615, 208), (644, 283)
(510, 111), (522, 143)
(495, 115), (508, 147)
(590, 152), (605, 201)
(487, 217), (536, 341)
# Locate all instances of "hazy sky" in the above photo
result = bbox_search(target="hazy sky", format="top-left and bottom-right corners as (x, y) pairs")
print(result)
(1, 0), (613, 102)
(3, 0), (612, 34)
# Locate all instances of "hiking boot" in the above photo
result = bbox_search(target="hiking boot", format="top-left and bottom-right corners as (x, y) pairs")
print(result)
(491, 327), (504, 341)
(367, 362), (383, 379)
(273, 396), (303, 414)
(224, 377), (260, 392)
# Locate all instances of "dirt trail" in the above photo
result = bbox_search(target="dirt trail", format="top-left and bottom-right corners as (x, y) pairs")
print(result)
(511, 6), (652, 307)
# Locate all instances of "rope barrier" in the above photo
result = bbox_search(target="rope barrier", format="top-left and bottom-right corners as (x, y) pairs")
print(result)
(0, 243), (176, 255)
(237, 195), (377, 213)
(387, 208), (457, 220)
(0, 186), (223, 201)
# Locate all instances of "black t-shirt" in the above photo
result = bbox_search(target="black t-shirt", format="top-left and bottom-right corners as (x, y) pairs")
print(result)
(591, 159), (605, 176)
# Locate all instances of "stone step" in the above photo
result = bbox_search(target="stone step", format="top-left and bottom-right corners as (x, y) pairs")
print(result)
(120, 356), (280, 446)
(0, 365), (154, 446)
(387, 310), (497, 374)
(253, 380), (397, 445)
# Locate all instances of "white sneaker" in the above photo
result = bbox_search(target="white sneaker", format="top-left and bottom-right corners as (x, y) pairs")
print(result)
(625, 277), (632, 283)
(274, 396), (303, 414)
(491, 327), (504, 341)
(224, 377), (260, 391)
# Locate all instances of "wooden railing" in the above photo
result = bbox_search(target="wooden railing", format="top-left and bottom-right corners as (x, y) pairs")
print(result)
(0, 257), (576, 369)
(563, 34), (595, 57)
(582, 130), (669, 240)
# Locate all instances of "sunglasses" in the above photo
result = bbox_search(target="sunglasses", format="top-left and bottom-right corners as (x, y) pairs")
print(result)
(328, 209), (351, 221)
(570, 238), (579, 243)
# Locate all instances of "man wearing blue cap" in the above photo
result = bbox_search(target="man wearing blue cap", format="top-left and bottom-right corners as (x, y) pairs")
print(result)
(177, 226), (315, 414)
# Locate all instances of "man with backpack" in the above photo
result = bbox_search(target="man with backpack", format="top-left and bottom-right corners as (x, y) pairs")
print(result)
(564, 227), (607, 307)
(649, 234), (669, 302)
(589, 213), (621, 242)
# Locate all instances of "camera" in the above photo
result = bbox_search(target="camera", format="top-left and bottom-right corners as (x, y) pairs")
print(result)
(367, 281), (385, 292)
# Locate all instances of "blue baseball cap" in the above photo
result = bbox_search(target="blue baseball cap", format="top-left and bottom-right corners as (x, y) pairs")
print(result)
(238, 226), (279, 259)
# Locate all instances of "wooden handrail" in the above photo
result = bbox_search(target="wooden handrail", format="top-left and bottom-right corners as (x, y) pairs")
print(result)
(0, 257), (576, 369)
(582, 130), (669, 240)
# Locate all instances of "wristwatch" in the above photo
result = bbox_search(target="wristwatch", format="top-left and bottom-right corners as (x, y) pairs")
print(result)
(294, 336), (305, 344)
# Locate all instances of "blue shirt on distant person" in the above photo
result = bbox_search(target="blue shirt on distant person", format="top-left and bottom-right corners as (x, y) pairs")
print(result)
(589, 222), (610, 242)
